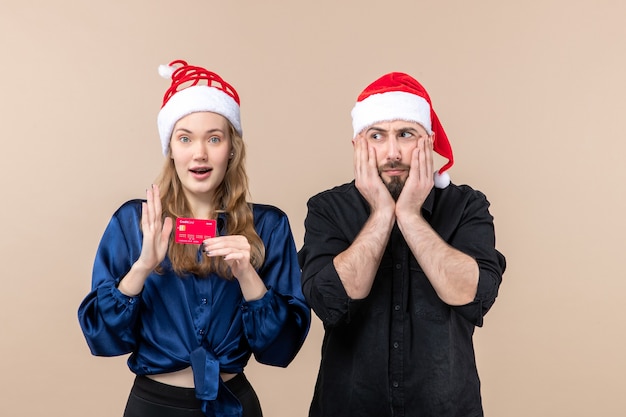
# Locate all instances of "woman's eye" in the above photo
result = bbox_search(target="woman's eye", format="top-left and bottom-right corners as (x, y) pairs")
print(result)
(209, 136), (221, 144)
(179, 136), (191, 143)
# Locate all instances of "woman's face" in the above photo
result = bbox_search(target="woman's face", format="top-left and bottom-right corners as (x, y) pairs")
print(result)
(169, 111), (232, 207)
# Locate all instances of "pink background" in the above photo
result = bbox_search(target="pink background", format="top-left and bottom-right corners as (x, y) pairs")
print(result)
(1, 1), (624, 415)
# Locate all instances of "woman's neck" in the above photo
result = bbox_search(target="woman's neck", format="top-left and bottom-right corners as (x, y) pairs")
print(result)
(185, 193), (215, 219)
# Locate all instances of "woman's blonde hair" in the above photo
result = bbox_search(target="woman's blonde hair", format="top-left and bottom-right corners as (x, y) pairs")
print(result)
(155, 121), (265, 278)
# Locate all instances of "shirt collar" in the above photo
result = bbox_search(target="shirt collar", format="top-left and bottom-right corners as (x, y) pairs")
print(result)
(422, 188), (436, 215)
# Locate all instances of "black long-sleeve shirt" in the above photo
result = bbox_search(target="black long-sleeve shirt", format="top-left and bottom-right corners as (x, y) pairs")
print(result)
(298, 181), (506, 417)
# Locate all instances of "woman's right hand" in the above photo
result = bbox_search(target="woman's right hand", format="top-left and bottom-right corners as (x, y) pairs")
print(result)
(118, 184), (173, 296)
(136, 184), (173, 271)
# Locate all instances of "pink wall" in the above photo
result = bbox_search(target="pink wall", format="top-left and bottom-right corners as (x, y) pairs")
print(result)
(1, 1), (624, 415)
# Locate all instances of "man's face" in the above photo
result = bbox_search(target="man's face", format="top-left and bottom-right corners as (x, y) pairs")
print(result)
(361, 120), (430, 199)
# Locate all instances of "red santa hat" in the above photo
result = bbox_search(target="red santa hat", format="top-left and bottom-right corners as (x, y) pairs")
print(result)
(351, 72), (454, 188)
(157, 59), (242, 156)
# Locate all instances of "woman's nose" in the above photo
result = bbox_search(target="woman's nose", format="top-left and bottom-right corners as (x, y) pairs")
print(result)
(193, 142), (208, 160)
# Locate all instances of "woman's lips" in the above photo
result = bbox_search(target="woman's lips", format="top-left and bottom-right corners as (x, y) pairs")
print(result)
(189, 167), (212, 179)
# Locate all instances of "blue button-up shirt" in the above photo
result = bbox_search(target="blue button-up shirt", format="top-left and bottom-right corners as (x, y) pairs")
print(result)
(79, 200), (310, 416)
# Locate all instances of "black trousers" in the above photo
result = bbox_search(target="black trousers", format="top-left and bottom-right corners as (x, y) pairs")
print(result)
(123, 373), (263, 417)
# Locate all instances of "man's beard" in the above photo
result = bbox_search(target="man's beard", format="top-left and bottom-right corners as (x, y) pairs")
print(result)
(385, 176), (405, 201)
(379, 162), (409, 201)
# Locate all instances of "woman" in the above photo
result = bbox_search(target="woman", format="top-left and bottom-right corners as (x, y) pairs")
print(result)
(78, 60), (311, 417)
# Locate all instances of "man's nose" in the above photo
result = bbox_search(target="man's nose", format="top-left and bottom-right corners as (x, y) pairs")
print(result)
(386, 138), (401, 161)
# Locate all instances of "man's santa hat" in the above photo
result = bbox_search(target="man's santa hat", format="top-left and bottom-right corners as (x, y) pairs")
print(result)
(351, 72), (453, 188)
(157, 59), (242, 156)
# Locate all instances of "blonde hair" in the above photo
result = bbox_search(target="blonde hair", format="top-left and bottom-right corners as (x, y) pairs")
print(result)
(155, 122), (265, 278)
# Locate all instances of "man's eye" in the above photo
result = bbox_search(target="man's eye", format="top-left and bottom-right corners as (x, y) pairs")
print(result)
(400, 131), (413, 138)
(371, 133), (382, 140)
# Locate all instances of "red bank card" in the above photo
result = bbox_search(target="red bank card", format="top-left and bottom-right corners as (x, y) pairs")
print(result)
(175, 218), (217, 244)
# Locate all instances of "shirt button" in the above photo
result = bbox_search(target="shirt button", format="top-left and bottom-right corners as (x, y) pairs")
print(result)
(198, 329), (205, 335)
(393, 342), (399, 349)
(392, 381), (399, 388)
(394, 304), (401, 311)
(200, 298), (208, 305)
(395, 264), (401, 270)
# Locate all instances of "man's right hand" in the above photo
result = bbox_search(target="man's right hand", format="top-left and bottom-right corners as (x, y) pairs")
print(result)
(352, 134), (395, 217)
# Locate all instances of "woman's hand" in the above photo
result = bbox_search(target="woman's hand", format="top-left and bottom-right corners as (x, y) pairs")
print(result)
(203, 235), (267, 301)
(203, 235), (252, 277)
(136, 184), (173, 272)
(118, 184), (173, 296)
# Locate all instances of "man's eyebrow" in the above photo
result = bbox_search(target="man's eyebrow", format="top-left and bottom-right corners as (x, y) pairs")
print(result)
(391, 123), (429, 135)
(395, 126), (421, 134)
(366, 126), (421, 134)
(366, 126), (388, 133)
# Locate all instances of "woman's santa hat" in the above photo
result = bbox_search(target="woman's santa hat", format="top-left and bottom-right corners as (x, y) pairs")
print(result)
(351, 72), (454, 188)
(157, 59), (242, 156)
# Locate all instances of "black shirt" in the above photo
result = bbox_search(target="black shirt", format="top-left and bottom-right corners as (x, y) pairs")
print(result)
(298, 181), (506, 417)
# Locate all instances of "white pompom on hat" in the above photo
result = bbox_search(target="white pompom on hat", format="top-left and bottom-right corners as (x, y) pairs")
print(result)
(157, 60), (242, 156)
(351, 72), (454, 188)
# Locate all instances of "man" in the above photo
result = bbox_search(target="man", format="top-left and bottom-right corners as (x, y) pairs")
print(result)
(298, 72), (506, 417)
